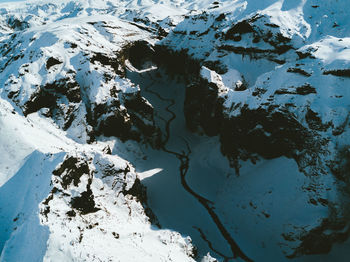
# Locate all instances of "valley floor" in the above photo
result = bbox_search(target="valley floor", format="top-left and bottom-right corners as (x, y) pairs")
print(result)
(103, 67), (349, 261)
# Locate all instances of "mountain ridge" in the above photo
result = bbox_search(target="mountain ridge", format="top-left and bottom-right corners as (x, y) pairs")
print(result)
(0, 0), (350, 261)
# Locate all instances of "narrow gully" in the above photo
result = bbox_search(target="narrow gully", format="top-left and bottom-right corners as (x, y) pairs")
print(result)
(139, 70), (252, 262)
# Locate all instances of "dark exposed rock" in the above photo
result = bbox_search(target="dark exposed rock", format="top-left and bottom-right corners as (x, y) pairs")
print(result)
(275, 84), (316, 95)
(203, 60), (228, 74)
(264, 23), (279, 28)
(218, 45), (268, 54)
(225, 20), (255, 40)
(95, 40), (156, 77)
(153, 45), (201, 78)
(296, 83), (316, 95)
(124, 92), (154, 121)
(23, 87), (57, 116)
(217, 44), (291, 57)
(222, 15), (292, 58)
(22, 75), (81, 116)
(66, 210), (76, 217)
(124, 178), (161, 228)
(124, 41), (155, 70)
(274, 88), (295, 95)
(234, 79), (248, 91)
(330, 147), (350, 183)
(183, 67), (313, 161)
(46, 57), (62, 70)
(7, 17), (29, 30)
(287, 67), (312, 77)
(305, 108), (330, 131)
(124, 94), (158, 139)
(52, 156), (90, 190)
(44, 76), (81, 103)
(112, 232), (120, 239)
(92, 93), (158, 143)
(94, 103), (134, 141)
(124, 179), (147, 203)
(323, 69), (350, 77)
(41, 187), (61, 218)
(71, 187), (100, 215)
(89, 41), (159, 144)
(289, 218), (350, 258)
(296, 49), (316, 60)
(184, 80), (223, 136)
(90, 52), (125, 77)
(215, 13), (226, 22)
(220, 108), (310, 160)
(102, 145), (112, 155)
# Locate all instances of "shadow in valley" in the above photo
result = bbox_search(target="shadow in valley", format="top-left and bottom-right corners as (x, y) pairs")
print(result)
(124, 66), (252, 262)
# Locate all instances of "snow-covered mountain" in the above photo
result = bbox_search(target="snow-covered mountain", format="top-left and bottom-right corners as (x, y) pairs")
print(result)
(0, 0), (349, 261)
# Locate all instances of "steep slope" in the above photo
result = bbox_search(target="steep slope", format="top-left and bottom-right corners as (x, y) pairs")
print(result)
(0, 1), (197, 261)
(158, 0), (350, 259)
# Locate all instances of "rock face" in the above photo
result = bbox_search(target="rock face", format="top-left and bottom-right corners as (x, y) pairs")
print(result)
(38, 152), (196, 262)
(182, 64), (350, 256)
(0, 16), (159, 144)
(184, 66), (316, 161)
(0, 2), (196, 261)
(168, 9), (350, 258)
(147, 1), (350, 257)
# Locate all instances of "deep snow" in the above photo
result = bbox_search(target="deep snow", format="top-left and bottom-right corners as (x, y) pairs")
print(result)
(1, 0), (350, 261)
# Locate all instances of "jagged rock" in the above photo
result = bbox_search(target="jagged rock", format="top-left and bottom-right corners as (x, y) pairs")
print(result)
(7, 16), (29, 30)
(124, 178), (161, 228)
(70, 187), (100, 215)
(1, 0), (350, 261)
(92, 91), (158, 143)
(52, 156), (90, 190)
(184, 80), (223, 136)
(46, 57), (62, 70)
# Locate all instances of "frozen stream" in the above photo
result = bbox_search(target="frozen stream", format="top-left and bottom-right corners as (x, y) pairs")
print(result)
(126, 68), (242, 260)
(117, 67), (350, 262)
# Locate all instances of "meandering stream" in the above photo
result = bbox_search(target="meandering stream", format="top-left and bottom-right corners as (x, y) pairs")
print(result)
(125, 68), (252, 261)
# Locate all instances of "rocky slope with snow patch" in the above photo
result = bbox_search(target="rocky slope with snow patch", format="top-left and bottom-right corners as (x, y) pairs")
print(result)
(1, 0), (350, 261)
(160, 0), (350, 258)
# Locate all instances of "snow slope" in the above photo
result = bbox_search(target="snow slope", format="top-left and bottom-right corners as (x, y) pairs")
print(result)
(0, 0), (350, 261)
(0, 1), (198, 261)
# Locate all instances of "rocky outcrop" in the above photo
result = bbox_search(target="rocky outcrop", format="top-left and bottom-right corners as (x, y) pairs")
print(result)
(92, 91), (159, 143)
(1, 20), (160, 145)
(1, 0), (350, 260)
(288, 217), (350, 258)
(182, 63), (350, 257)
(41, 153), (148, 222)
(124, 178), (161, 228)
(36, 151), (196, 262)
(183, 69), (318, 161)
(89, 41), (161, 144)
(22, 74), (81, 116)
(184, 79), (223, 136)
(222, 14), (293, 59)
